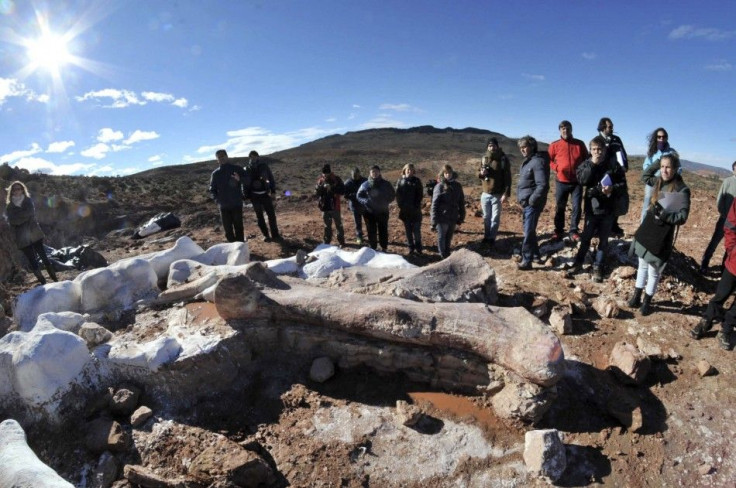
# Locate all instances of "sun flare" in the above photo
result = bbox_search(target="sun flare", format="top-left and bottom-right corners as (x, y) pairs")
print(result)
(25, 31), (72, 74)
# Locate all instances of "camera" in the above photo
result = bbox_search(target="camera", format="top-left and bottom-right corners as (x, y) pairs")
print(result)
(481, 164), (492, 181)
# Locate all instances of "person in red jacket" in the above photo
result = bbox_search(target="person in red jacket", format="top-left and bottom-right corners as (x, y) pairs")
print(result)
(691, 198), (736, 350)
(548, 120), (589, 242)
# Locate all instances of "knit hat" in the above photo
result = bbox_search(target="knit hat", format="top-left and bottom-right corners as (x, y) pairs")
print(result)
(371, 165), (381, 172)
(322, 164), (331, 174)
(487, 137), (499, 147)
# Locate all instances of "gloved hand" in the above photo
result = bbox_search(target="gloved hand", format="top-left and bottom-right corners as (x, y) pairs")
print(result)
(653, 202), (664, 218)
(431, 224), (437, 232)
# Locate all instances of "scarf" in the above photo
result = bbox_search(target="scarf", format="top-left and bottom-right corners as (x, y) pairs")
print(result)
(11, 195), (24, 207)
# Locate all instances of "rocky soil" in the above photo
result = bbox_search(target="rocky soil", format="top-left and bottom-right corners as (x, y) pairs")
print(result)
(1, 128), (734, 487)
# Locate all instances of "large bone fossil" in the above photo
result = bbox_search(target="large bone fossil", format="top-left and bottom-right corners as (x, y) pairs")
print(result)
(214, 267), (564, 387)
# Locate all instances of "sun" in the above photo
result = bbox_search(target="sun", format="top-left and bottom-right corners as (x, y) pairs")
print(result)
(25, 31), (73, 75)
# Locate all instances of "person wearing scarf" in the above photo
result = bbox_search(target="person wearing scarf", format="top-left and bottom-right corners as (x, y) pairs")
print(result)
(4, 180), (58, 285)
(640, 128), (677, 222)
(430, 164), (465, 259)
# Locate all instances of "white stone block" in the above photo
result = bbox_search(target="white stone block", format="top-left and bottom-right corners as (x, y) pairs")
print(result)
(199, 241), (249, 266)
(78, 258), (159, 313)
(13, 281), (82, 332)
(107, 336), (182, 372)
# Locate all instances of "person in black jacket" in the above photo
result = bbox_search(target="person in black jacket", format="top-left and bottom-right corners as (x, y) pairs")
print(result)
(244, 150), (282, 242)
(315, 164), (346, 246)
(431, 164), (465, 259)
(4, 180), (58, 285)
(208, 149), (248, 242)
(357, 165), (395, 252)
(344, 167), (367, 245)
(598, 117), (629, 237)
(396, 163), (424, 255)
(566, 136), (627, 282)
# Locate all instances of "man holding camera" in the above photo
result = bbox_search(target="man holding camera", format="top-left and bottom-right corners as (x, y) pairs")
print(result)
(478, 137), (512, 247)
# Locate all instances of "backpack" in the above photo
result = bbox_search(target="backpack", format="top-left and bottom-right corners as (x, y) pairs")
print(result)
(425, 179), (438, 197)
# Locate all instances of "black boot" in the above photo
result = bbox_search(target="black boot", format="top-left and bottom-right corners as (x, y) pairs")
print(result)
(690, 318), (713, 340)
(640, 293), (653, 316)
(627, 287), (643, 308)
(32, 269), (46, 285)
(45, 264), (58, 282)
(718, 323), (733, 350)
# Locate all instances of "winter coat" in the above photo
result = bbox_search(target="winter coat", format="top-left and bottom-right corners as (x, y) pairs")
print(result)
(548, 137), (588, 184)
(479, 150), (512, 196)
(603, 134), (628, 170)
(395, 175), (424, 222)
(5, 196), (45, 249)
(315, 173), (345, 212)
(632, 165), (690, 267)
(357, 177), (395, 215)
(431, 177), (465, 226)
(244, 160), (276, 198)
(516, 152), (550, 211)
(576, 157), (627, 216)
(723, 199), (736, 275)
(344, 176), (367, 213)
(209, 162), (247, 209)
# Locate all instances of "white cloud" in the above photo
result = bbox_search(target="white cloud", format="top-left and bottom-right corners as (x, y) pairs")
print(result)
(14, 156), (95, 175)
(97, 128), (124, 143)
(76, 88), (145, 108)
(77, 88), (191, 109)
(0, 77), (46, 105)
(352, 104), (361, 109)
(47, 141), (75, 153)
(142, 91), (174, 103)
(705, 60), (732, 71)
(348, 113), (356, 120)
(111, 144), (131, 152)
(325, 117), (337, 122)
(359, 116), (407, 130)
(197, 126), (340, 157)
(148, 155), (162, 163)
(89, 165), (114, 176)
(522, 73), (545, 81)
(116, 167), (141, 176)
(124, 130), (160, 144)
(379, 103), (421, 112)
(188, 104), (201, 112)
(582, 52), (597, 60)
(2, 143), (43, 163)
(81, 143), (111, 159)
(669, 25), (736, 41)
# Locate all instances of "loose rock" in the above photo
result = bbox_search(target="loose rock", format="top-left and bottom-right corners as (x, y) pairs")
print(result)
(523, 429), (567, 482)
(395, 400), (423, 427)
(696, 359), (717, 377)
(131, 406), (153, 427)
(309, 356), (335, 383)
(608, 341), (651, 385)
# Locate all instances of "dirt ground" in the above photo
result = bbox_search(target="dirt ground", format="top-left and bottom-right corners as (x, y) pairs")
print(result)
(4, 167), (736, 488)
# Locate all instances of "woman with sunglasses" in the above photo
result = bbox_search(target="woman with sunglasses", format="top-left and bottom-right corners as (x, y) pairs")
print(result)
(640, 128), (677, 222)
(4, 181), (58, 285)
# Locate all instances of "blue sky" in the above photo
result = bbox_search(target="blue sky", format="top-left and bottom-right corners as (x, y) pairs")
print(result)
(1, 0), (735, 176)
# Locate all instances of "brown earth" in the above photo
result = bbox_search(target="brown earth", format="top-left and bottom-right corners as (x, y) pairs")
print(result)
(1, 127), (734, 487)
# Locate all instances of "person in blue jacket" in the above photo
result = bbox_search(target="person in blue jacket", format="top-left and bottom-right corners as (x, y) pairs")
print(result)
(515, 135), (550, 270)
(357, 165), (395, 251)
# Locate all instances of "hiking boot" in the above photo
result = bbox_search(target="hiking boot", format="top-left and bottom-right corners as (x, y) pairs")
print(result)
(592, 266), (603, 283)
(718, 329), (733, 350)
(627, 287), (643, 308)
(611, 225), (625, 238)
(32, 269), (46, 286)
(262, 235), (272, 242)
(570, 232), (581, 244)
(273, 234), (284, 243)
(551, 231), (564, 243)
(517, 261), (532, 271)
(690, 318), (712, 340)
(640, 293), (653, 316)
(564, 262), (582, 278)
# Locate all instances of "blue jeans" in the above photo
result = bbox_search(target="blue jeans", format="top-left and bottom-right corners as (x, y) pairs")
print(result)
(521, 205), (541, 264)
(436, 222), (456, 258)
(403, 220), (422, 252)
(554, 181), (582, 234)
(350, 207), (365, 240)
(480, 192), (503, 241)
(636, 258), (664, 297)
(701, 215), (726, 268)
